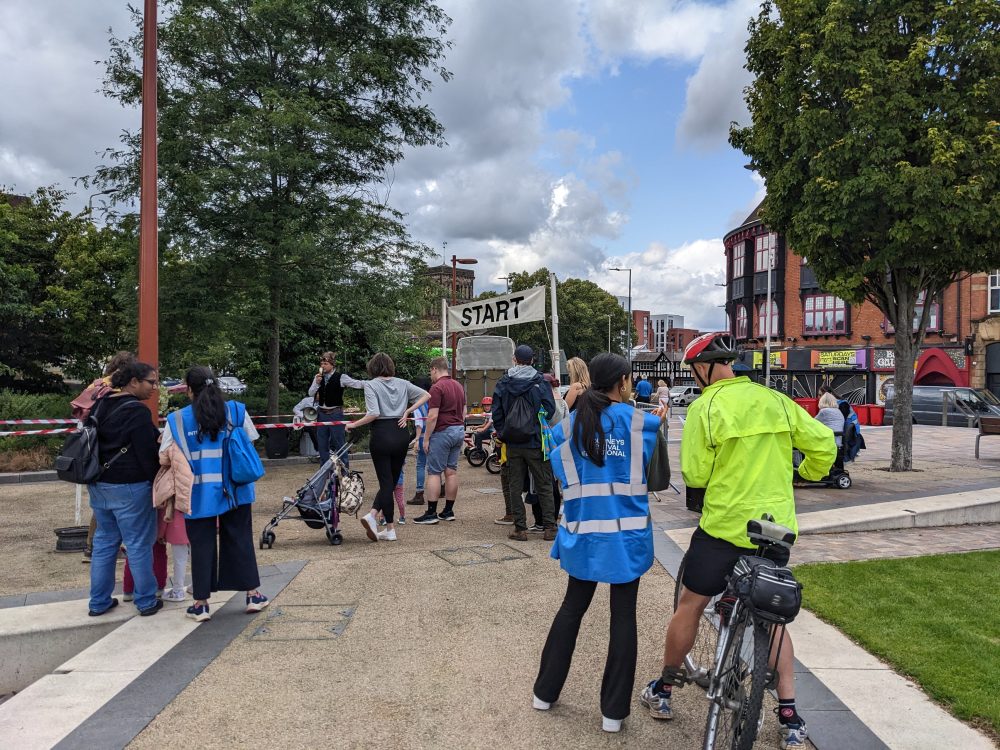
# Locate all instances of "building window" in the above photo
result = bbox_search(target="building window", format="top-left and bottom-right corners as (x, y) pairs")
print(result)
(735, 305), (748, 339)
(757, 300), (779, 338)
(733, 243), (745, 278)
(990, 271), (1000, 313)
(914, 291), (940, 331)
(804, 294), (847, 334)
(755, 233), (776, 273)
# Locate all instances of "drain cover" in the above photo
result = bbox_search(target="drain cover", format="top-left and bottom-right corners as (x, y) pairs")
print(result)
(432, 543), (530, 566)
(249, 604), (357, 641)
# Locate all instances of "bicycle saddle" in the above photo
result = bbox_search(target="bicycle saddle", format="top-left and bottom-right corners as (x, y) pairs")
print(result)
(746, 517), (796, 548)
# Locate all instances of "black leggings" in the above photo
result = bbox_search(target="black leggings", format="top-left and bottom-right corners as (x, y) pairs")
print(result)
(370, 419), (410, 524)
(534, 575), (641, 720)
(186, 503), (260, 601)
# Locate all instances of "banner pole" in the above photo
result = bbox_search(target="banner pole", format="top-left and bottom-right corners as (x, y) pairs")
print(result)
(550, 272), (561, 381)
(441, 298), (447, 358)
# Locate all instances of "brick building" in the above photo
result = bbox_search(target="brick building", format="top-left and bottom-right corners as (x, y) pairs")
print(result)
(722, 202), (998, 403)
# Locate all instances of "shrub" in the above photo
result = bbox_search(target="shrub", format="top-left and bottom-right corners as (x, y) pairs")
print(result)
(0, 390), (74, 458)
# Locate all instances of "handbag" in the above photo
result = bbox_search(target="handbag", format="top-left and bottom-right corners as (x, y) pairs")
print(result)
(337, 471), (365, 516)
(224, 401), (265, 486)
(646, 420), (671, 492)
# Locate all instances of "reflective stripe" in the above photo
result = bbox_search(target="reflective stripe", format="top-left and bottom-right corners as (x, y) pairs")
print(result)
(562, 482), (648, 500)
(558, 415), (580, 487)
(190, 449), (223, 460)
(170, 412), (193, 463)
(629, 408), (644, 484)
(192, 473), (224, 485)
(559, 515), (650, 534)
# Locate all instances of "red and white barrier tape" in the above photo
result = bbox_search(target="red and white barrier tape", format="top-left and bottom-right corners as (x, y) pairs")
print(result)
(0, 419), (78, 425)
(0, 427), (79, 437)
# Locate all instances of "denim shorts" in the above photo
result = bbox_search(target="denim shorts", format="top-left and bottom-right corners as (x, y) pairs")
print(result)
(426, 425), (465, 474)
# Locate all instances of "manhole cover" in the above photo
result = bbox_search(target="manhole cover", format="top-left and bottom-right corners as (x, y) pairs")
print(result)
(249, 604), (357, 642)
(432, 543), (530, 566)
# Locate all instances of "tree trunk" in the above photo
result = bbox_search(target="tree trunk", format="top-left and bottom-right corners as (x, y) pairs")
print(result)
(267, 315), (280, 418)
(890, 332), (916, 471)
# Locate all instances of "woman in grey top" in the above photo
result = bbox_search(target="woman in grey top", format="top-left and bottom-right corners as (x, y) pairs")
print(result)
(346, 353), (429, 542)
(815, 392), (846, 446)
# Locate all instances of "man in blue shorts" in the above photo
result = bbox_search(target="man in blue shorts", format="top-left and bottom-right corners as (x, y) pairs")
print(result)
(414, 357), (468, 524)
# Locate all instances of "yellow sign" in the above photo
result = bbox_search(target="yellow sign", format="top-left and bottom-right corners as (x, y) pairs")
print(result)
(812, 349), (858, 368)
(752, 351), (786, 368)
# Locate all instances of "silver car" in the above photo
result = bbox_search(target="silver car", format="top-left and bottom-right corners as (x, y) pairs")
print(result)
(670, 385), (702, 406)
(217, 376), (247, 395)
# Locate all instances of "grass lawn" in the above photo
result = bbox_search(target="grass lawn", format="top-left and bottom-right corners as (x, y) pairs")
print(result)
(795, 550), (1000, 740)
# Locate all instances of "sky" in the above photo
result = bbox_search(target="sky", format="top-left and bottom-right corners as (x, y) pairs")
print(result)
(0, 0), (768, 331)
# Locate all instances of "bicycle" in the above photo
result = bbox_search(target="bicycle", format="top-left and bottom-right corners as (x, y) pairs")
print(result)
(673, 515), (801, 750)
(465, 431), (496, 467)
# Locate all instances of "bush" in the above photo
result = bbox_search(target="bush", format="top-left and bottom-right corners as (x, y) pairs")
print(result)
(0, 390), (74, 458)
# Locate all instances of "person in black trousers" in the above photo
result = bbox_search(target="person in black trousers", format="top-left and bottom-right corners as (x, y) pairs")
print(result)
(346, 353), (429, 542)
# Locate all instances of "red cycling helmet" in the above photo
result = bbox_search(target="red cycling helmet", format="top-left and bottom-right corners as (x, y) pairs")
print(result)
(481, 396), (493, 406)
(683, 331), (739, 365)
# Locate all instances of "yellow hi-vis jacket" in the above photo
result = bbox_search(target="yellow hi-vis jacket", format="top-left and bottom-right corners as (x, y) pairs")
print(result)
(681, 376), (837, 549)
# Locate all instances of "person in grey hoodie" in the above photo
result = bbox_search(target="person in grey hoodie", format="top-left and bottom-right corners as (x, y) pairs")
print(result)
(346, 353), (430, 542)
(492, 345), (558, 541)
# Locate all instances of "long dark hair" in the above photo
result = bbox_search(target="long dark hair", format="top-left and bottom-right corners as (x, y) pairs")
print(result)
(186, 366), (227, 440)
(111, 361), (155, 390)
(572, 353), (631, 466)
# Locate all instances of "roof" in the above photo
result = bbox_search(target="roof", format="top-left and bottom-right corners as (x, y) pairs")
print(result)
(632, 351), (667, 362)
(723, 198), (766, 244)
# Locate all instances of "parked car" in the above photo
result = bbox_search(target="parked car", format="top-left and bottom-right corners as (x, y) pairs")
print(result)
(884, 385), (1000, 427)
(161, 377), (181, 388)
(217, 376), (247, 395)
(670, 385), (702, 406)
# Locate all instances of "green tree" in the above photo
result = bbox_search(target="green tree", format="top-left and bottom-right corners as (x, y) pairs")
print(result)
(95, 0), (451, 414)
(731, 0), (1000, 470)
(489, 268), (631, 367)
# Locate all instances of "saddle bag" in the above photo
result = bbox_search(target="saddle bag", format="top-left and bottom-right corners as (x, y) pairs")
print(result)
(731, 556), (802, 624)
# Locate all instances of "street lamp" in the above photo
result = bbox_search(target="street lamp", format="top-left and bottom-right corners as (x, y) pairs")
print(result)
(451, 255), (478, 377)
(498, 275), (513, 338)
(609, 267), (632, 358)
(606, 314), (612, 351)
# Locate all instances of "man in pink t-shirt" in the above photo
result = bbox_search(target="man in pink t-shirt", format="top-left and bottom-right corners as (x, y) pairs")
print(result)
(413, 357), (467, 524)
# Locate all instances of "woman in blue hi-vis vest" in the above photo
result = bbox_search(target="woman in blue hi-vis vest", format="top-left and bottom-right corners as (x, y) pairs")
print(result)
(532, 353), (667, 734)
(160, 366), (269, 623)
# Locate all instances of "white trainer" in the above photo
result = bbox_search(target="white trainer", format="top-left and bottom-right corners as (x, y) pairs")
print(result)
(532, 695), (551, 711)
(602, 717), (622, 733)
(376, 529), (398, 542)
(361, 511), (379, 542)
(163, 588), (187, 602)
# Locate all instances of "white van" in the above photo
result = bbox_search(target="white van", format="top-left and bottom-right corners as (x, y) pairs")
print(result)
(670, 385), (702, 406)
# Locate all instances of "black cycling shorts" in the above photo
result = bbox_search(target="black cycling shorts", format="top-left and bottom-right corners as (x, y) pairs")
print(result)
(680, 526), (790, 597)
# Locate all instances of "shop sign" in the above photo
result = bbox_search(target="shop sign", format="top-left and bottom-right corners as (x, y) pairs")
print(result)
(873, 348), (895, 370)
(752, 351), (787, 368)
(811, 349), (865, 369)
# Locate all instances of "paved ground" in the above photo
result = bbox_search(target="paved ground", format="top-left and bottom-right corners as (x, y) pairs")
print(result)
(791, 523), (1000, 564)
(2, 422), (999, 748)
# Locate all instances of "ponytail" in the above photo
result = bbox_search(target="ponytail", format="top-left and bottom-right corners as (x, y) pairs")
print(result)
(570, 353), (632, 467)
(185, 366), (227, 440)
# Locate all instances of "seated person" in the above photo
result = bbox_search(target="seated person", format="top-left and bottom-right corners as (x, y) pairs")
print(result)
(474, 396), (495, 450)
(815, 392), (846, 446)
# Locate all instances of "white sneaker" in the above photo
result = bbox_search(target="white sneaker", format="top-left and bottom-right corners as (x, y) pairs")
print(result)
(376, 529), (398, 542)
(602, 717), (622, 733)
(163, 588), (187, 602)
(361, 511), (379, 542)
(532, 695), (551, 711)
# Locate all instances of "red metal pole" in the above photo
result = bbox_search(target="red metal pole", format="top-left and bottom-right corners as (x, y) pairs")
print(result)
(138, 0), (159, 421)
(451, 255), (457, 377)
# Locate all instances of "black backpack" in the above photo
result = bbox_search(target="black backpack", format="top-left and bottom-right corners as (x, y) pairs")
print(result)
(55, 399), (132, 484)
(499, 386), (540, 444)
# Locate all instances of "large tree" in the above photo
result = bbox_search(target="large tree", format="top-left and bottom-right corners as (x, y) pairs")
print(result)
(731, 0), (1000, 470)
(95, 0), (451, 414)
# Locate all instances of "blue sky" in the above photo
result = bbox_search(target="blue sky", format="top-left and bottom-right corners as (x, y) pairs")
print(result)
(0, 0), (766, 330)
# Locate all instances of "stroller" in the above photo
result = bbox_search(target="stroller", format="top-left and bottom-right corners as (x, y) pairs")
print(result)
(259, 443), (365, 548)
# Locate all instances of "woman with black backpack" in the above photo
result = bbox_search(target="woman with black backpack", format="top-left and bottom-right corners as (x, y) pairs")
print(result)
(87, 361), (162, 617)
(160, 366), (268, 622)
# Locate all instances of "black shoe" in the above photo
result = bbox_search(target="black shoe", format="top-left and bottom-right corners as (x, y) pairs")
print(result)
(438, 509), (456, 522)
(139, 599), (164, 617)
(88, 597), (119, 617)
(527, 523), (544, 533)
(413, 510), (440, 525)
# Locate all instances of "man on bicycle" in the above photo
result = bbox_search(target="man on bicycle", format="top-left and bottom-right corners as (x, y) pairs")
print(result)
(640, 332), (836, 749)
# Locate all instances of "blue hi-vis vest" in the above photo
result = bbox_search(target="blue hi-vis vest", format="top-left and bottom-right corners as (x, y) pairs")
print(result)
(549, 402), (660, 584)
(169, 401), (256, 520)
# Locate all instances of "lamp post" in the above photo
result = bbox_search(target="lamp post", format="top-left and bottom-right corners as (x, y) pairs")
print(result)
(138, 0), (159, 422)
(498, 275), (512, 338)
(451, 255), (478, 377)
(610, 267), (632, 358)
(606, 314), (612, 351)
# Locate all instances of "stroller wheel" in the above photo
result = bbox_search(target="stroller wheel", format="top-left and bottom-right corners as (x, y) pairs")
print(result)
(260, 531), (276, 549)
(326, 528), (343, 546)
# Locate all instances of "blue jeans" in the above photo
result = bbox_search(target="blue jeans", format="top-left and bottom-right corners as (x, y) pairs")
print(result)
(415, 443), (427, 491)
(426, 425), (465, 474)
(88, 481), (157, 613)
(317, 408), (347, 466)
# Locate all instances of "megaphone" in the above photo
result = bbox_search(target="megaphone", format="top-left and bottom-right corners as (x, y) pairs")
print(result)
(302, 406), (318, 422)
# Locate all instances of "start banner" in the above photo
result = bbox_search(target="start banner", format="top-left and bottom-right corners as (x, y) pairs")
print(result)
(447, 286), (546, 332)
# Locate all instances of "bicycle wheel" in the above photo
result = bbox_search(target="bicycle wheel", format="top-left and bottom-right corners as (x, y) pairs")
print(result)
(674, 555), (719, 688)
(485, 453), (502, 474)
(466, 448), (487, 467)
(703, 610), (770, 750)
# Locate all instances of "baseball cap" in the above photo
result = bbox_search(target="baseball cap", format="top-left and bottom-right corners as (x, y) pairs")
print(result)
(514, 344), (535, 364)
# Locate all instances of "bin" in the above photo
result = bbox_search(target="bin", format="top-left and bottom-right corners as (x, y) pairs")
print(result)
(868, 405), (884, 426)
(793, 398), (819, 417)
(854, 404), (871, 425)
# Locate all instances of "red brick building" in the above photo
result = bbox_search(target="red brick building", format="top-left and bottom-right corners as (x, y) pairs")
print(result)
(722, 203), (996, 403)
